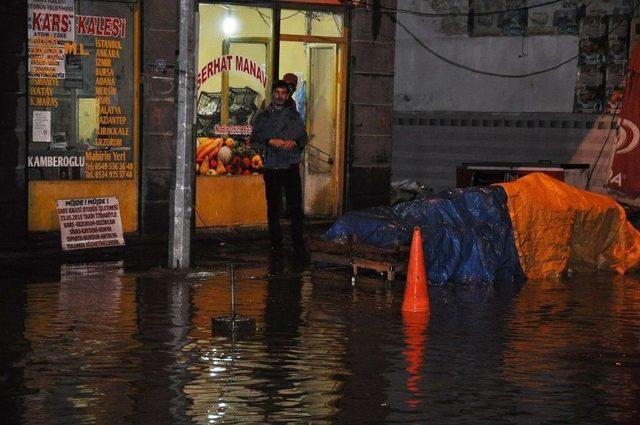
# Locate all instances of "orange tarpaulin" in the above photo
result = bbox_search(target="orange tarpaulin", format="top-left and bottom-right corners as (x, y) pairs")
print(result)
(497, 173), (640, 279)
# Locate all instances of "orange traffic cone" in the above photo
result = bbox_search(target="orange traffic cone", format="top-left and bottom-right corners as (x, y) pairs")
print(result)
(401, 227), (430, 313)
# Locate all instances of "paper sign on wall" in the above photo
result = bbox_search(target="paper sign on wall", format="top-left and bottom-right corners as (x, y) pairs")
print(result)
(32, 110), (52, 142)
(28, 0), (75, 41)
(56, 197), (125, 251)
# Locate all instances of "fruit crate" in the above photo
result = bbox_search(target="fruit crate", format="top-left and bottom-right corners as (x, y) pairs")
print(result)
(197, 91), (222, 137)
(229, 86), (260, 110)
(197, 91), (222, 116)
(229, 86), (260, 125)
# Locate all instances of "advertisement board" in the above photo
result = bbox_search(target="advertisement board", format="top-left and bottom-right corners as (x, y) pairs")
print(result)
(27, 0), (135, 181)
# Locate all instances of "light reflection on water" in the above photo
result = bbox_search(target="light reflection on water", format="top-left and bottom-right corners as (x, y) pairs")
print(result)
(1, 261), (640, 424)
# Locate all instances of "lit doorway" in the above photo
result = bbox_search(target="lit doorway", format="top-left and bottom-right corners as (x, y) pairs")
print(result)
(279, 9), (347, 218)
(195, 3), (347, 226)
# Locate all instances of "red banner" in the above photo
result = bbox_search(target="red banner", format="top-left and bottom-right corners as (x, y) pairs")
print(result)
(607, 49), (640, 197)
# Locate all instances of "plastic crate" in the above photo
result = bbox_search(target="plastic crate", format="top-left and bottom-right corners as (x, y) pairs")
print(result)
(197, 91), (222, 116)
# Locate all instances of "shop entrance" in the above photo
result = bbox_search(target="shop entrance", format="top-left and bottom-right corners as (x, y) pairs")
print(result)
(195, 4), (347, 227)
(306, 43), (338, 217)
(279, 36), (346, 218)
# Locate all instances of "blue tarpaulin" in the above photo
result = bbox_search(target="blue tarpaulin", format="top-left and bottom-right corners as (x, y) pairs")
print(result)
(323, 186), (524, 284)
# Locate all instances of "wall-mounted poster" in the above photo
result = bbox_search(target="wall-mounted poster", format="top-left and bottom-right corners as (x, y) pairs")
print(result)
(575, 63), (606, 113)
(606, 62), (626, 113)
(28, 0), (74, 80)
(471, 0), (527, 36)
(574, 13), (607, 113)
(574, 12), (630, 113)
(586, 0), (633, 16)
(421, 0), (468, 36)
(527, 0), (579, 35)
(27, 0), (135, 181)
(606, 14), (629, 113)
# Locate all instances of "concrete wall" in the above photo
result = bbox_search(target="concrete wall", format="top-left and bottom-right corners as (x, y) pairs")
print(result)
(392, 111), (635, 206)
(347, 1), (397, 209)
(390, 2), (636, 208)
(0, 1), (28, 246)
(393, 0), (579, 113)
(140, 0), (180, 234)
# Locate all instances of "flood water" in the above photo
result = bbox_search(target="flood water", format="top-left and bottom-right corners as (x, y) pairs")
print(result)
(1, 257), (640, 424)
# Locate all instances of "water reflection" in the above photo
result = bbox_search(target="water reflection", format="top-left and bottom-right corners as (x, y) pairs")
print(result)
(0, 278), (28, 424)
(248, 274), (305, 420)
(130, 274), (193, 425)
(503, 276), (640, 424)
(21, 261), (139, 424)
(332, 279), (396, 423)
(402, 310), (429, 409)
(2, 260), (640, 424)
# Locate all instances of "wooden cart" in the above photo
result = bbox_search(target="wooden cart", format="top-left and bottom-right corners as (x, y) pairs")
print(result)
(309, 239), (409, 281)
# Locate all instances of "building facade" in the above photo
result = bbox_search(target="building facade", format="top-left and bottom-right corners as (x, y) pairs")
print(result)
(1, 0), (397, 246)
(391, 0), (637, 205)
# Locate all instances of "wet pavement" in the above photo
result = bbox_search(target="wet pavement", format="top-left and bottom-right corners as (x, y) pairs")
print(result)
(1, 240), (640, 424)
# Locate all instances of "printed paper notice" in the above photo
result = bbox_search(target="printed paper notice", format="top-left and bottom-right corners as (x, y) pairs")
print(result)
(56, 197), (125, 251)
(33, 110), (51, 142)
(28, 0), (75, 42)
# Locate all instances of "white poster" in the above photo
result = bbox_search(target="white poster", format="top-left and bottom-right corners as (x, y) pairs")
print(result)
(32, 110), (51, 142)
(56, 197), (126, 251)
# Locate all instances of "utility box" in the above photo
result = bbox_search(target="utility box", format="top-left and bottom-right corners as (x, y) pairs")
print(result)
(457, 162), (590, 189)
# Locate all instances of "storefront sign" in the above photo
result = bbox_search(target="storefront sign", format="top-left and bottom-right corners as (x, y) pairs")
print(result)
(197, 54), (267, 89)
(76, 15), (127, 38)
(56, 197), (125, 251)
(27, 1), (135, 181)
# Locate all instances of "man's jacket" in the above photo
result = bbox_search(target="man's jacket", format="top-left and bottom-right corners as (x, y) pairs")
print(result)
(251, 104), (308, 169)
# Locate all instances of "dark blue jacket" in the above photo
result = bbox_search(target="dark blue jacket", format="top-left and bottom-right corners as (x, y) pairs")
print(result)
(251, 104), (308, 169)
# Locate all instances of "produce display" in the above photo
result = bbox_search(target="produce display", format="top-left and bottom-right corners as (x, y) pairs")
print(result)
(195, 137), (263, 176)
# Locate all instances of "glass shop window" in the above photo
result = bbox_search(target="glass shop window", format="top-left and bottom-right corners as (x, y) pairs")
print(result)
(280, 9), (343, 37)
(27, 0), (136, 181)
(195, 4), (273, 177)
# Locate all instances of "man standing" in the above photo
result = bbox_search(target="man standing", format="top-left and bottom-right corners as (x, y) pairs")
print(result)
(251, 80), (308, 261)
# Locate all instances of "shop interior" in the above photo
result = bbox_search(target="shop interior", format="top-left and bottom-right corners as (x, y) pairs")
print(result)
(196, 2), (347, 226)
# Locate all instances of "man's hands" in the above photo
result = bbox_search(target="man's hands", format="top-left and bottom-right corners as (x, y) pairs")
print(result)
(268, 139), (297, 150)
